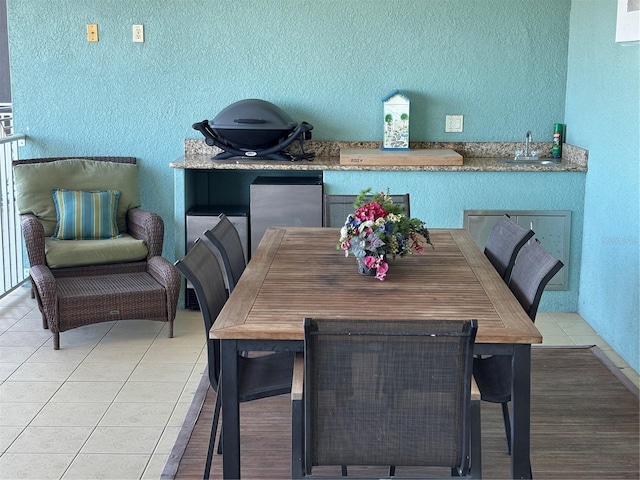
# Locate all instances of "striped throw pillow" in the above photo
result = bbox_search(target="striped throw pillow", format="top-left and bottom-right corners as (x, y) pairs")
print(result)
(52, 189), (121, 240)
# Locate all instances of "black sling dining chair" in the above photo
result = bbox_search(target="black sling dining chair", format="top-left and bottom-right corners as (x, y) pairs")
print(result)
(323, 193), (410, 227)
(483, 214), (535, 283)
(203, 213), (247, 294)
(292, 317), (481, 478)
(473, 240), (564, 455)
(175, 238), (294, 479)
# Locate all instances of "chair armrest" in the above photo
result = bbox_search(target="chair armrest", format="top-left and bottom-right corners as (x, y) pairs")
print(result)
(291, 352), (305, 479)
(471, 375), (480, 402)
(147, 256), (181, 322)
(21, 214), (47, 266)
(127, 208), (164, 258)
(292, 352), (304, 401)
(469, 375), (482, 477)
(29, 264), (58, 330)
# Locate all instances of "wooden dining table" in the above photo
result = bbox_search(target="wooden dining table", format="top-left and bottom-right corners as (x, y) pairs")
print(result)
(211, 227), (541, 479)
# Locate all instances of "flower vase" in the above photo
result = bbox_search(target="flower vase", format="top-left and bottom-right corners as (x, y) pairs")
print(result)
(357, 257), (377, 276)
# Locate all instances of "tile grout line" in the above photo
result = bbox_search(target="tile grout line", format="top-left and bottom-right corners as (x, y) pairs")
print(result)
(58, 320), (159, 479)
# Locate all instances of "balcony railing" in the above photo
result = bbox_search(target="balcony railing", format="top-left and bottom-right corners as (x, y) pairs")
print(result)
(0, 133), (27, 297)
(0, 103), (12, 138)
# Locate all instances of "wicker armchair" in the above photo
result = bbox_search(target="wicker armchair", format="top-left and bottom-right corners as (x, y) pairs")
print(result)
(13, 156), (180, 349)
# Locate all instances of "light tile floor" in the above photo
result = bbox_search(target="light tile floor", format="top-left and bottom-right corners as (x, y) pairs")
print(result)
(0, 284), (206, 479)
(0, 283), (638, 479)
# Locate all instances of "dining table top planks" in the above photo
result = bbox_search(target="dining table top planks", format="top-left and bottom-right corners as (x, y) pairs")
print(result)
(211, 227), (542, 345)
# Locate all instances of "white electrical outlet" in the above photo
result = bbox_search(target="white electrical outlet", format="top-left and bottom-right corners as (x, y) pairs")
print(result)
(86, 23), (98, 42)
(133, 24), (144, 43)
(445, 115), (463, 133)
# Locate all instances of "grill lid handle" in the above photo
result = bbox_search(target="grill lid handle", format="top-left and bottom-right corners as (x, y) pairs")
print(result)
(233, 118), (266, 124)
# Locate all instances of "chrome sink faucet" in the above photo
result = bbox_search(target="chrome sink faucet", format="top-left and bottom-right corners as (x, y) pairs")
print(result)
(524, 131), (532, 157)
(514, 131), (538, 160)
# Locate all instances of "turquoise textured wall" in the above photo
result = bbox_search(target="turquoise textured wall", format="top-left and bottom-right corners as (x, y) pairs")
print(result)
(565, 1), (639, 372)
(8, 0), (571, 261)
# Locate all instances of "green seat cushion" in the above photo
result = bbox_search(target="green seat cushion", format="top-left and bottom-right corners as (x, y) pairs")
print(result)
(45, 234), (148, 268)
(14, 159), (140, 237)
(52, 189), (121, 240)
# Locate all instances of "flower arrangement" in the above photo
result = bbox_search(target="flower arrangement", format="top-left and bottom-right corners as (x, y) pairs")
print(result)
(337, 188), (433, 280)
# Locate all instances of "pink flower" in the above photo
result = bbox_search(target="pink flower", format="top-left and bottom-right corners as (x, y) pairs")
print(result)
(362, 255), (389, 281)
(354, 201), (388, 222)
(375, 260), (389, 281)
(364, 255), (377, 268)
(410, 233), (424, 254)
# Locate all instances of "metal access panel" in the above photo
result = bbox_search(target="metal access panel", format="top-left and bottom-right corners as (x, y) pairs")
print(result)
(463, 210), (571, 291)
(185, 205), (249, 308)
(186, 206), (249, 260)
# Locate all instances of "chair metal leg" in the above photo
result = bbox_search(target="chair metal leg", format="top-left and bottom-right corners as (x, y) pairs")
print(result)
(454, 399), (483, 477)
(291, 393), (304, 479)
(501, 401), (512, 456)
(389, 465), (396, 476)
(216, 424), (223, 455)
(204, 393), (222, 479)
(470, 399), (482, 478)
(341, 465), (348, 476)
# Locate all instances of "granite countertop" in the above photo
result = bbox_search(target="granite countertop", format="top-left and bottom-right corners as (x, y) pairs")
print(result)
(171, 140), (588, 172)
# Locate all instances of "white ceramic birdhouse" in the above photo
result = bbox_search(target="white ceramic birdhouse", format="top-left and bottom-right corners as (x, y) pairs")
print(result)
(382, 90), (411, 150)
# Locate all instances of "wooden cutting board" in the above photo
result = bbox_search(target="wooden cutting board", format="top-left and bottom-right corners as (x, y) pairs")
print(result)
(339, 148), (463, 166)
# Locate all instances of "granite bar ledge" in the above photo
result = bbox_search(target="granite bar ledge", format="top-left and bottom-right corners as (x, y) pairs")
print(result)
(171, 139), (587, 172)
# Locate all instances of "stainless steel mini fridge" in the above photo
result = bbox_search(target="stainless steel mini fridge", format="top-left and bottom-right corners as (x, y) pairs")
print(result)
(250, 176), (323, 256)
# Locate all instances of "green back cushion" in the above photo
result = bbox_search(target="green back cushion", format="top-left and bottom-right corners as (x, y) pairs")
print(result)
(52, 189), (121, 240)
(14, 159), (140, 237)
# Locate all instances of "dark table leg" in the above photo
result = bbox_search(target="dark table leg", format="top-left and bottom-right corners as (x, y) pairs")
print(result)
(511, 344), (532, 479)
(221, 340), (241, 479)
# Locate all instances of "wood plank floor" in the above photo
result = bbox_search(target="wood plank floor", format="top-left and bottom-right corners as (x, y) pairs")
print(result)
(167, 347), (639, 479)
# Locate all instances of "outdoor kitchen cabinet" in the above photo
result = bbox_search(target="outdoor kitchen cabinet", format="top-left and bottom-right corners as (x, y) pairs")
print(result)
(172, 148), (586, 312)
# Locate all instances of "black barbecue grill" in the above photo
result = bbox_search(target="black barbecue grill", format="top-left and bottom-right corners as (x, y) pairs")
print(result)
(192, 99), (314, 161)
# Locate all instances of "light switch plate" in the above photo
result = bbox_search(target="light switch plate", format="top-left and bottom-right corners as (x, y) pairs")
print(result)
(133, 24), (144, 43)
(446, 115), (463, 133)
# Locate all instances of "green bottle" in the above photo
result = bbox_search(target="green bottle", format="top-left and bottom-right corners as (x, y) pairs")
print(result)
(552, 123), (563, 159)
